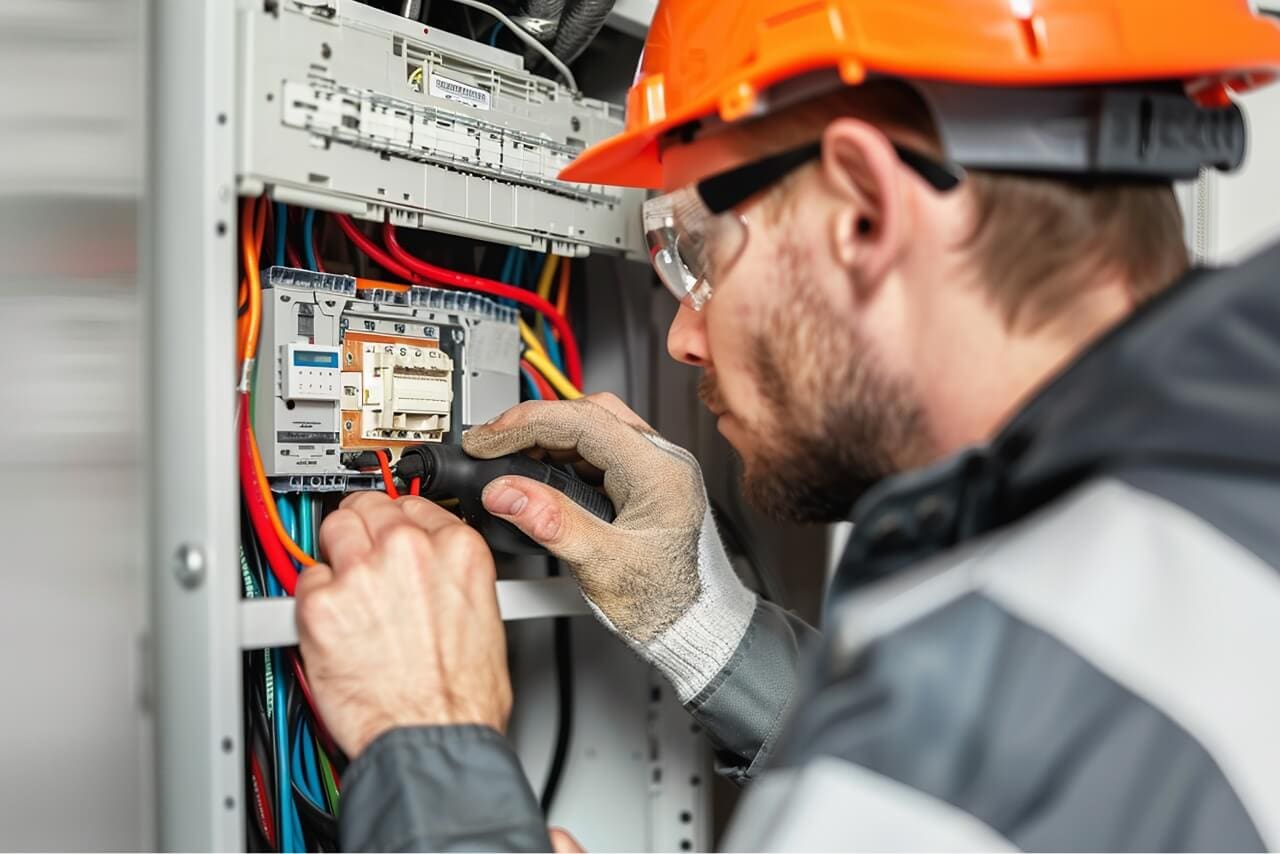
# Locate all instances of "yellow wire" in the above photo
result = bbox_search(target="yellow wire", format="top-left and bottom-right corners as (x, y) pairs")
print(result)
(409, 67), (424, 89)
(519, 318), (549, 360)
(523, 346), (582, 400)
(536, 254), (560, 302)
(534, 254), (560, 341)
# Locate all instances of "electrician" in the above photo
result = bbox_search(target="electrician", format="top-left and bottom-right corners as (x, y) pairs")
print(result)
(294, 1), (1280, 849)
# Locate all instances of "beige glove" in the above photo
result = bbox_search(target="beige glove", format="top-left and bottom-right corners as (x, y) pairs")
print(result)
(462, 393), (757, 702)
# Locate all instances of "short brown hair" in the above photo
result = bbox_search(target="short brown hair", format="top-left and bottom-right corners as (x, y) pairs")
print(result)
(738, 81), (1190, 329)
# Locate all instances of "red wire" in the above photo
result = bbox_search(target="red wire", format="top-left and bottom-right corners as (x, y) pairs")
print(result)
(238, 394), (299, 594)
(334, 214), (584, 388)
(289, 651), (341, 758)
(333, 214), (416, 280)
(521, 359), (558, 401)
(286, 241), (303, 270)
(375, 449), (400, 499)
(250, 752), (276, 848)
(381, 223), (584, 388)
(410, 477), (421, 497)
(312, 215), (327, 274)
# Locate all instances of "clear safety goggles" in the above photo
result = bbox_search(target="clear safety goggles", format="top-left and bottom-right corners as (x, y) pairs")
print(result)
(643, 139), (965, 310)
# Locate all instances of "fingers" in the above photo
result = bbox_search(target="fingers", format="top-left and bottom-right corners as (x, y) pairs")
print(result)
(549, 828), (586, 854)
(464, 399), (659, 506)
(295, 562), (334, 598)
(481, 475), (609, 565)
(397, 495), (465, 536)
(318, 507), (373, 568)
(340, 490), (415, 544)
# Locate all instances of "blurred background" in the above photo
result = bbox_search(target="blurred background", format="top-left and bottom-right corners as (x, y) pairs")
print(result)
(3, 0), (1280, 849)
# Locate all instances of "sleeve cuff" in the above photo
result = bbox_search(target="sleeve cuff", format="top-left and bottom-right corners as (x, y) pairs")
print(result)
(340, 724), (552, 853)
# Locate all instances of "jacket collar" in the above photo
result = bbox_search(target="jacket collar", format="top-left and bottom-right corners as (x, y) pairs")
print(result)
(829, 240), (1280, 604)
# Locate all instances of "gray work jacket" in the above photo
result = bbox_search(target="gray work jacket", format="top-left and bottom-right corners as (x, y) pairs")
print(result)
(338, 242), (1280, 851)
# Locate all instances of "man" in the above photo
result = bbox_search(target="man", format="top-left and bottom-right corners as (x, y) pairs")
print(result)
(295, 1), (1280, 849)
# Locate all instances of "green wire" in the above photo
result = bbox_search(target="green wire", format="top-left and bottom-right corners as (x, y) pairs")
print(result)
(240, 545), (262, 598)
(318, 747), (340, 815)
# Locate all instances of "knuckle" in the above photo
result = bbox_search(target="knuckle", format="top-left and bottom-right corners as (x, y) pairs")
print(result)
(297, 586), (336, 629)
(383, 523), (429, 555)
(341, 489), (387, 510)
(527, 500), (566, 544)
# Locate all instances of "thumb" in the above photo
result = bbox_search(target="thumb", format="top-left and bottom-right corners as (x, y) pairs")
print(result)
(481, 476), (606, 563)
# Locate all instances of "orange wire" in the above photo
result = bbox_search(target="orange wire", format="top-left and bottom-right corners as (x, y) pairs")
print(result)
(555, 257), (570, 321)
(241, 195), (317, 569)
(240, 198), (264, 365)
(355, 277), (413, 293)
(375, 450), (400, 499)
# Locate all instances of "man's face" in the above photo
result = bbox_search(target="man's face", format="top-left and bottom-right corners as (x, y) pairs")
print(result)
(662, 133), (932, 523)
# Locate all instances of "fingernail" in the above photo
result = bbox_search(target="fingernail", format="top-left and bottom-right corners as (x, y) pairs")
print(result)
(484, 482), (527, 516)
(483, 414), (501, 425)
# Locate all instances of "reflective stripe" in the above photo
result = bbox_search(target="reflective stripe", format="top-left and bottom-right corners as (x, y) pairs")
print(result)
(723, 756), (1017, 852)
(976, 479), (1280, 849)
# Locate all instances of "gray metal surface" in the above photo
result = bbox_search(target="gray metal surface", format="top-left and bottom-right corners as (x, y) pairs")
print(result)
(236, 0), (645, 257)
(147, 0), (243, 848)
(241, 578), (592, 649)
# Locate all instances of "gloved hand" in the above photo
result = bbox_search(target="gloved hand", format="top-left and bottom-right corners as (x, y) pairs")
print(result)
(462, 393), (757, 703)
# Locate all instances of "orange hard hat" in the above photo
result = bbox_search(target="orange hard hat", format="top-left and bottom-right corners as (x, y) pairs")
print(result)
(560, 0), (1280, 189)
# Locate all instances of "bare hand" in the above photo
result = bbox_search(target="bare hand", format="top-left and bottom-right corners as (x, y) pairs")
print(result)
(295, 491), (511, 758)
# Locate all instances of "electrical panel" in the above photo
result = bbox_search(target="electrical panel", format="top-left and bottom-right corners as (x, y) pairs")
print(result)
(254, 266), (520, 485)
(236, 0), (645, 258)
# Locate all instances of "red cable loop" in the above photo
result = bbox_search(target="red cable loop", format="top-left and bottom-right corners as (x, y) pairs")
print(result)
(238, 394), (299, 595)
(333, 214), (415, 280)
(380, 222), (584, 388)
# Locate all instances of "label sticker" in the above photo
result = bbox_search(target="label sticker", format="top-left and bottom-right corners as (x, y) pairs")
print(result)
(429, 73), (491, 111)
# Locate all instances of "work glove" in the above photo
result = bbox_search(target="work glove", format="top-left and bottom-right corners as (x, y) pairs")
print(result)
(462, 393), (757, 703)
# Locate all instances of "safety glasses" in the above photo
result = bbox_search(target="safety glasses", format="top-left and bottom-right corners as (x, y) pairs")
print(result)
(643, 139), (965, 309)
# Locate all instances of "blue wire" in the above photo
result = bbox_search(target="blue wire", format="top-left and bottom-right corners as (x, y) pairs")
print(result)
(521, 365), (542, 401)
(499, 246), (518, 284)
(297, 494), (312, 559)
(301, 719), (324, 803)
(272, 647), (295, 852)
(274, 202), (287, 267)
(276, 496), (301, 571)
(291, 718), (325, 808)
(303, 209), (318, 272)
(271, 493), (301, 851)
(488, 21), (505, 46)
(289, 792), (304, 854)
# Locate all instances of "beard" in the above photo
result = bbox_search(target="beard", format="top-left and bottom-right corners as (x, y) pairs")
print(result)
(701, 247), (929, 524)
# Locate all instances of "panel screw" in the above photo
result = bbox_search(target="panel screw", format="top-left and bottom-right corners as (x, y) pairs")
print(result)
(173, 544), (206, 590)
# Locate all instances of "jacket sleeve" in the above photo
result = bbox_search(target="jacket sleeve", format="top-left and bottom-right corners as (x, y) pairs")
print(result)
(683, 598), (819, 784)
(338, 724), (551, 853)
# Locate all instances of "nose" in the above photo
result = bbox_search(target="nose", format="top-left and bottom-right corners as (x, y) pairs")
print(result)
(667, 302), (709, 367)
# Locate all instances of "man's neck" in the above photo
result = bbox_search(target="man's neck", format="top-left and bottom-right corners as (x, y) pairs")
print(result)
(921, 281), (1136, 462)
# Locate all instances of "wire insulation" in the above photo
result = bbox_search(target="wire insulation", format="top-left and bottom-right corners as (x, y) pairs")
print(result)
(381, 222), (584, 387)
(523, 347), (581, 399)
(303, 208), (319, 272)
(443, 0), (577, 90)
(375, 450), (401, 499)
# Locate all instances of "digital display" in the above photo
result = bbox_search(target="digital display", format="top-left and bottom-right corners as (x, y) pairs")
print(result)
(292, 349), (340, 369)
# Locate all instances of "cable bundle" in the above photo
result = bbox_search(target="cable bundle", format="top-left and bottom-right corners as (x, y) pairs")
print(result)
(237, 198), (585, 848)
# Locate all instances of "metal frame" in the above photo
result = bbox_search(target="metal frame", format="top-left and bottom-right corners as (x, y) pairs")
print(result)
(146, 0), (242, 848)
(144, 2), (712, 850)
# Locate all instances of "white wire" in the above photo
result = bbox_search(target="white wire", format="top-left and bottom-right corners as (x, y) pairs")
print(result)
(443, 0), (578, 92)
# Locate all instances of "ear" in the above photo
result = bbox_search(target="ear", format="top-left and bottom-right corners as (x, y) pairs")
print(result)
(817, 119), (910, 300)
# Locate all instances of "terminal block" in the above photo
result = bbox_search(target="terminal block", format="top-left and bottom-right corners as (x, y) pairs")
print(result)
(254, 267), (519, 477)
(238, 0), (645, 258)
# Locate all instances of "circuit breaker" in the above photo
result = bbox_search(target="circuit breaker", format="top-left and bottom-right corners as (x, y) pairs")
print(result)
(253, 266), (520, 483)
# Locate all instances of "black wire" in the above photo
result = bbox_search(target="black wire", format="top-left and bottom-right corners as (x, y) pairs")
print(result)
(539, 558), (574, 815)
